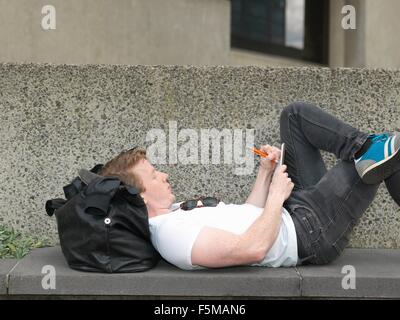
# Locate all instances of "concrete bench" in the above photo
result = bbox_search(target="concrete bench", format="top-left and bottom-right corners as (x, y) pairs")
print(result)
(1, 246), (400, 299)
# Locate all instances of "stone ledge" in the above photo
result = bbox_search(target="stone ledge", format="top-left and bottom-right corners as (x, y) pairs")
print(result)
(298, 249), (400, 298)
(0, 259), (18, 295)
(6, 247), (300, 297)
(1, 247), (400, 298)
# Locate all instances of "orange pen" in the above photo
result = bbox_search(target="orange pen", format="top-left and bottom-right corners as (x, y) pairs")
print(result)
(251, 147), (268, 157)
(250, 147), (279, 163)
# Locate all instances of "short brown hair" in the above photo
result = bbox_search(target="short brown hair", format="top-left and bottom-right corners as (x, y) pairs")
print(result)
(99, 148), (147, 192)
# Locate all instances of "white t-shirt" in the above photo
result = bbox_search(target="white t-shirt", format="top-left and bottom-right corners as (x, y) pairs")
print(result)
(149, 202), (298, 270)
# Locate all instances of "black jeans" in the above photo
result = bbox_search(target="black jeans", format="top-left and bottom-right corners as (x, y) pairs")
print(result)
(280, 101), (380, 266)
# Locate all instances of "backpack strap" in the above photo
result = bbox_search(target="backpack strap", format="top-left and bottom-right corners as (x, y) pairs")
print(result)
(45, 198), (67, 217)
(46, 164), (106, 217)
(78, 169), (101, 185)
(63, 177), (83, 200)
(82, 174), (122, 216)
(62, 164), (104, 199)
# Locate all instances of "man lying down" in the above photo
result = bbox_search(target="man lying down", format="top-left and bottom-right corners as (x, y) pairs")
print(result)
(99, 102), (400, 270)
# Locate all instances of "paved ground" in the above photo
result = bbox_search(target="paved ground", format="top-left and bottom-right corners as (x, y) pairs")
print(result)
(1, 247), (400, 299)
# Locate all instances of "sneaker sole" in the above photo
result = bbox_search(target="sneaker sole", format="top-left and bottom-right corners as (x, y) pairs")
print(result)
(361, 148), (400, 184)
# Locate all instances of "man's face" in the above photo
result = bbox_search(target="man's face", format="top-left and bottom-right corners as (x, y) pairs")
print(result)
(130, 159), (175, 214)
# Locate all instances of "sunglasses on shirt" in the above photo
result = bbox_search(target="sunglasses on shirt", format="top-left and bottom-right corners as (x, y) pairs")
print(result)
(180, 196), (220, 211)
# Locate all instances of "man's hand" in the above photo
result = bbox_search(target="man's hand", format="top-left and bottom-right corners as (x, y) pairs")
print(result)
(246, 144), (280, 208)
(269, 164), (294, 202)
(258, 144), (281, 172)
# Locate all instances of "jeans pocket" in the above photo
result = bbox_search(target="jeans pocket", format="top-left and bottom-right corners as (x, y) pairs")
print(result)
(290, 204), (322, 245)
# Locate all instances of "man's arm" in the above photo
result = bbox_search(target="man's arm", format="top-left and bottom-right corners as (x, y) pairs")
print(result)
(245, 168), (273, 208)
(192, 164), (292, 269)
(246, 144), (281, 208)
(191, 191), (285, 268)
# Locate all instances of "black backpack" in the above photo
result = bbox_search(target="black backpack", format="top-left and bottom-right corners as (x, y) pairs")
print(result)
(45, 164), (161, 273)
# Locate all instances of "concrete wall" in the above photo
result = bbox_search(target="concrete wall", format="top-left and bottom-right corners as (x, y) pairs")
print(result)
(1, 63), (400, 248)
(2, 0), (400, 68)
(344, 0), (367, 67)
(329, 0), (366, 68)
(329, 0), (346, 68)
(1, 0), (312, 68)
(330, 0), (400, 68)
(0, 0), (230, 65)
(365, 0), (400, 68)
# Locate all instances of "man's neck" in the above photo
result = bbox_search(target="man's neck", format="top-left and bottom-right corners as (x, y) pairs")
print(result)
(147, 206), (172, 218)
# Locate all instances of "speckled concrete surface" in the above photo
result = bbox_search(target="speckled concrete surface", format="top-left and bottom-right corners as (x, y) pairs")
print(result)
(0, 63), (399, 247)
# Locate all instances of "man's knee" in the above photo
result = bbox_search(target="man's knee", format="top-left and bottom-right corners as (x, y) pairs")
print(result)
(280, 101), (306, 123)
(280, 101), (317, 123)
